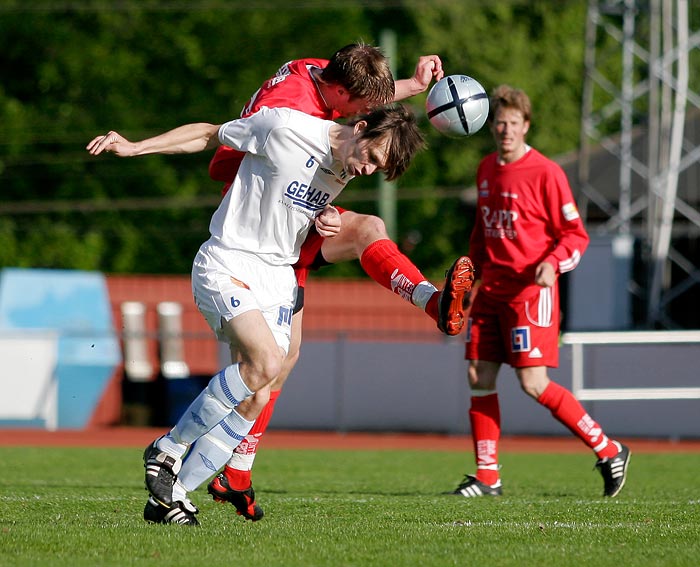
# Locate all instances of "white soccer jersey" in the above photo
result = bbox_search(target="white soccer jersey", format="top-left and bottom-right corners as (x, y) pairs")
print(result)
(204, 106), (351, 267)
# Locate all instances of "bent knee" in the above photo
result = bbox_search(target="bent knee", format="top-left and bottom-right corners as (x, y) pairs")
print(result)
(245, 351), (284, 391)
(354, 214), (388, 242)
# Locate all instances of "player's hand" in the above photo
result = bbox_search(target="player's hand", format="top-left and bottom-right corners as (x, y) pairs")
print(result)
(534, 261), (556, 287)
(86, 131), (135, 157)
(412, 55), (444, 91)
(314, 205), (341, 238)
(394, 55), (444, 101)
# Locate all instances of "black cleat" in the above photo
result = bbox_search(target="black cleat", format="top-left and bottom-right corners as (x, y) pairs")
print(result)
(144, 496), (199, 526)
(449, 474), (503, 498)
(596, 441), (631, 497)
(143, 440), (181, 507)
(207, 472), (264, 521)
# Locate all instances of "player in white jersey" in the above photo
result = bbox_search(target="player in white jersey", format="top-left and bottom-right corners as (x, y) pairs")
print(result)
(87, 103), (425, 525)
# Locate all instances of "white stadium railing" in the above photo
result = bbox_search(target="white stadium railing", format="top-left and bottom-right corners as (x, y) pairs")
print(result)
(561, 331), (700, 401)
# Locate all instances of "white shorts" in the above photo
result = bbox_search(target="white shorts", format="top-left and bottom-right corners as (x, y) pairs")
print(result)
(191, 244), (296, 354)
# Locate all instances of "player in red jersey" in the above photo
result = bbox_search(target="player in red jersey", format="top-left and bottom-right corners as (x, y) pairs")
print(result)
(449, 85), (630, 499)
(199, 44), (474, 521)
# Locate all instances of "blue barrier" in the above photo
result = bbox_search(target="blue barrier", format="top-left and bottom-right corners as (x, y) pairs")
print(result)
(0, 268), (121, 428)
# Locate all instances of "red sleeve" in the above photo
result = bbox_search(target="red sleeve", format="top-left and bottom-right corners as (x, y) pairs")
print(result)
(209, 146), (244, 184)
(240, 59), (334, 119)
(541, 161), (590, 274)
(209, 58), (336, 186)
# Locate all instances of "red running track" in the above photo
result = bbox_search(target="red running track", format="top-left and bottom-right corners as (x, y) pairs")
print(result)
(1, 428), (698, 453)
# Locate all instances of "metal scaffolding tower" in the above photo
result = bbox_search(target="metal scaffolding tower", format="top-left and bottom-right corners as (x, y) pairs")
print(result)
(578, 0), (700, 329)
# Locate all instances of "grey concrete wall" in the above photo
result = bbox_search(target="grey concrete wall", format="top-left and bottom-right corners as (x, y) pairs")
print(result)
(567, 235), (634, 331)
(267, 337), (700, 440)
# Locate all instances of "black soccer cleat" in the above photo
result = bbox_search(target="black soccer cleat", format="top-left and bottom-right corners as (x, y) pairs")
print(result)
(143, 439), (182, 507)
(207, 472), (265, 521)
(437, 256), (475, 336)
(595, 441), (631, 497)
(449, 474), (503, 498)
(144, 496), (199, 526)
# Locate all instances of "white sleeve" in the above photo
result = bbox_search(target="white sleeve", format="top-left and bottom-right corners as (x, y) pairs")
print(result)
(217, 106), (289, 155)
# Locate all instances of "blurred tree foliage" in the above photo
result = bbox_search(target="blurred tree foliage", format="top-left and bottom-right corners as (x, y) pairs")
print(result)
(0, 0), (589, 280)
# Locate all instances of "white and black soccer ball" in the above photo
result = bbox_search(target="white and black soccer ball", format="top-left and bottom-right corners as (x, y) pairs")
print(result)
(426, 75), (489, 137)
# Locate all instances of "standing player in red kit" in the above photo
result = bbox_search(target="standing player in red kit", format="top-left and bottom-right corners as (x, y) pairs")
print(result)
(449, 85), (630, 499)
(195, 43), (474, 521)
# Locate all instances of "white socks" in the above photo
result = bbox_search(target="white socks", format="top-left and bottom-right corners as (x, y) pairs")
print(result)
(153, 363), (257, 501)
(155, 433), (188, 460)
(178, 408), (255, 492)
(174, 364), (253, 444)
(412, 280), (439, 309)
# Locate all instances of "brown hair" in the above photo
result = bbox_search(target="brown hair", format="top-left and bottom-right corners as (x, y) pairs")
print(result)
(488, 84), (532, 123)
(320, 43), (395, 107)
(350, 104), (426, 181)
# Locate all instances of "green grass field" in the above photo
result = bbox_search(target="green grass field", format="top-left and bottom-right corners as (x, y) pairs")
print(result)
(1, 445), (698, 567)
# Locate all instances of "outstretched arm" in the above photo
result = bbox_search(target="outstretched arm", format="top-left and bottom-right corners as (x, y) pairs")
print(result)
(393, 55), (444, 101)
(86, 123), (222, 157)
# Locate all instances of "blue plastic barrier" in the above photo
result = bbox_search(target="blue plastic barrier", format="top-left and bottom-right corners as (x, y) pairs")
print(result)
(0, 268), (121, 428)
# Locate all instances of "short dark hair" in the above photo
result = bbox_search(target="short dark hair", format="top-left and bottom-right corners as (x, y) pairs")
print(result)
(351, 104), (426, 181)
(320, 43), (395, 106)
(488, 84), (532, 123)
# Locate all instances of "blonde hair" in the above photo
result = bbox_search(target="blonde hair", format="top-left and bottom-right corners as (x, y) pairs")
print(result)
(488, 84), (531, 123)
(320, 43), (395, 106)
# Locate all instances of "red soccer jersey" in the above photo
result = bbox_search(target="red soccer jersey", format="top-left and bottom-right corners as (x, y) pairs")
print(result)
(208, 58), (340, 184)
(469, 148), (590, 302)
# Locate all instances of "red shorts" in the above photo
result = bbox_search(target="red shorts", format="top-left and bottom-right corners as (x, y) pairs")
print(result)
(465, 285), (560, 368)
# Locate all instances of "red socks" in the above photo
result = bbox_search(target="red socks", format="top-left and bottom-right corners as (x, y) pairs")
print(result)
(469, 383), (619, 487)
(248, 389), (281, 438)
(469, 393), (501, 485)
(424, 293), (439, 323)
(223, 465), (253, 491)
(537, 381), (618, 459)
(360, 239), (427, 303)
(222, 389), (281, 489)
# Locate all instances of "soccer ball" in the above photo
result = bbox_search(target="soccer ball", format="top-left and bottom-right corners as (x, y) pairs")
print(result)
(426, 75), (489, 137)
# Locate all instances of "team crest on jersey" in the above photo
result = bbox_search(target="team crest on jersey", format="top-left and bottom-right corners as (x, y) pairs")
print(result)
(562, 202), (580, 221)
(479, 179), (489, 198)
(511, 326), (531, 352)
(309, 154), (344, 182)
